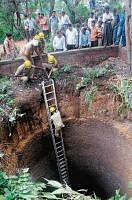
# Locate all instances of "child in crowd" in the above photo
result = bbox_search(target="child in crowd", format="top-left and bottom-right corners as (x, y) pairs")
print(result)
(91, 20), (98, 47)
(97, 21), (103, 46)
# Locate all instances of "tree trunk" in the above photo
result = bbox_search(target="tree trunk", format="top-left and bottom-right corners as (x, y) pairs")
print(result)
(49, 0), (55, 12)
(125, 0), (132, 74)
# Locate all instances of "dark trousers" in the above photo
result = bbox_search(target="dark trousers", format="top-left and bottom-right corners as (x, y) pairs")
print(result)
(55, 49), (63, 52)
(67, 45), (76, 50)
(91, 40), (98, 47)
(115, 25), (126, 46)
(103, 22), (113, 46)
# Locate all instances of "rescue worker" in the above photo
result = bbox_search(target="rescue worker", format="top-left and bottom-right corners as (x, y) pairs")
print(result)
(15, 60), (34, 83)
(21, 34), (41, 62)
(50, 106), (65, 137)
(38, 32), (45, 54)
(43, 54), (58, 79)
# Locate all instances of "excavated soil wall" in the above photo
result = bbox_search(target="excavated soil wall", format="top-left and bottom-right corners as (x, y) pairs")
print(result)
(0, 46), (119, 75)
(0, 85), (132, 199)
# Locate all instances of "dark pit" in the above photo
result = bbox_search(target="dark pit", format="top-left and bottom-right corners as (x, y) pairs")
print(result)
(18, 119), (132, 199)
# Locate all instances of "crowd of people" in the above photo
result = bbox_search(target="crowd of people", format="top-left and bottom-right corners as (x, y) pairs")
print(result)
(2, 4), (126, 60)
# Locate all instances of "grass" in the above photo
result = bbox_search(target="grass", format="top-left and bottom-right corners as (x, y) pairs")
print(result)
(108, 78), (132, 114)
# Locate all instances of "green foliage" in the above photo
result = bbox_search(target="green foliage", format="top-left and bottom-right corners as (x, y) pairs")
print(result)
(83, 85), (98, 106)
(108, 190), (127, 200)
(46, 40), (54, 53)
(108, 78), (132, 114)
(52, 64), (71, 80)
(0, 76), (24, 127)
(0, 169), (91, 200)
(83, 67), (109, 80)
(75, 3), (90, 22)
(76, 66), (110, 91)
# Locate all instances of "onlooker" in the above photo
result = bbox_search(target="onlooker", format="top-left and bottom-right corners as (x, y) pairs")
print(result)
(91, 20), (98, 47)
(88, 12), (95, 29)
(53, 31), (66, 52)
(66, 24), (78, 50)
(102, 6), (113, 46)
(36, 13), (42, 28)
(115, 9), (126, 47)
(3, 33), (18, 59)
(24, 14), (30, 41)
(89, 0), (96, 10)
(97, 21), (103, 46)
(39, 13), (49, 37)
(49, 11), (59, 37)
(60, 11), (71, 31)
(112, 8), (119, 44)
(76, 23), (81, 48)
(26, 15), (36, 39)
(79, 27), (91, 48)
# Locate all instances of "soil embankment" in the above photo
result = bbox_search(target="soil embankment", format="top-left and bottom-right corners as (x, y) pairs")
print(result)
(0, 57), (132, 199)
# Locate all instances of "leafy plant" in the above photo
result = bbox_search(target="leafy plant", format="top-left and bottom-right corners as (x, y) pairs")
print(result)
(83, 85), (98, 106)
(108, 190), (127, 200)
(83, 67), (108, 80)
(0, 168), (92, 200)
(52, 64), (71, 80)
(108, 78), (132, 114)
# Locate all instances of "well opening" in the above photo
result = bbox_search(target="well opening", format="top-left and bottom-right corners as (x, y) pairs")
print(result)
(17, 119), (132, 199)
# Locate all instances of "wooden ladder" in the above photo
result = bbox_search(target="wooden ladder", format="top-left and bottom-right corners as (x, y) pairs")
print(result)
(42, 79), (70, 185)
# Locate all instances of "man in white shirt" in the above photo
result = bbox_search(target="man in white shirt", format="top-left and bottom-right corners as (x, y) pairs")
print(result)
(60, 11), (71, 31)
(102, 6), (114, 46)
(88, 12), (95, 29)
(53, 30), (66, 52)
(66, 24), (78, 50)
(26, 15), (36, 39)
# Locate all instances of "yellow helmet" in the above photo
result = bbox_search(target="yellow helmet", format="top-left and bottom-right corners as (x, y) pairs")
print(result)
(48, 54), (56, 64)
(38, 32), (45, 39)
(24, 60), (32, 68)
(49, 106), (56, 113)
(34, 34), (40, 41)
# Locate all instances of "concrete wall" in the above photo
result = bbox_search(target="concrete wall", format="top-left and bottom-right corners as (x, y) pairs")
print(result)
(0, 46), (119, 76)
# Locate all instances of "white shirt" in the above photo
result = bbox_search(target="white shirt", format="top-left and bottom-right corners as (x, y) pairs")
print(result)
(88, 17), (94, 29)
(53, 35), (66, 51)
(66, 28), (78, 45)
(60, 15), (71, 26)
(27, 18), (36, 30)
(102, 12), (114, 23)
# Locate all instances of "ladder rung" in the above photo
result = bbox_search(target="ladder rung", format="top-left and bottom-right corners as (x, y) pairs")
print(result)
(61, 171), (67, 176)
(61, 174), (68, 179)
(59, 160), (65, 165)
(56, 141), (62, 146)
(47, 97), (55, 102)
(58, 154), (64, 158)
(59, 157), (65, 162)
(56, 146), (63, 150)
(45, 84), (53, 88)
(60, 164), (66, 169)
(57, 149), (63, 154)
(46, 91), (54, 95)
(60, 167), (66, 172)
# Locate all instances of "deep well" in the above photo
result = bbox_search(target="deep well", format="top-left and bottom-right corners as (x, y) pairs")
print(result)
(0, 46), (132, 199)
